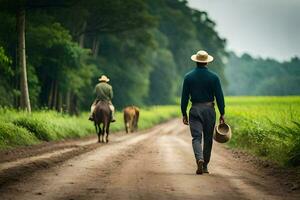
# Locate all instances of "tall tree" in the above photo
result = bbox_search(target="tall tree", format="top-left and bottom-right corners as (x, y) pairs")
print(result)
(0, 0), (230, 110)
(17, 7), (31, 112)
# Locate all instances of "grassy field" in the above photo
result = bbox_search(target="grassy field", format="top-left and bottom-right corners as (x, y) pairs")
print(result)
(1, 97), (299, 166)
(226, 96), (300, 166)
(0, 105), (180, 149)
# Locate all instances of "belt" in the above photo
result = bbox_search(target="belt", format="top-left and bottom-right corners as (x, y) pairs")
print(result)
(192, 102), (215, 107)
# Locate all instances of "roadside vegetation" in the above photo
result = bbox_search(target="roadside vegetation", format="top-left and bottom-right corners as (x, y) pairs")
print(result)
(226, 96), (300, 166)
(1, 96), (299, 167)
(0, 105), (180, 149)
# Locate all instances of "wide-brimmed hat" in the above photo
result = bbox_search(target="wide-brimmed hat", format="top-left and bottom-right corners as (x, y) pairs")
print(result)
(191, 50), (214, 63)
(99, 75), (110, 82)
(214, 123), (232, 143)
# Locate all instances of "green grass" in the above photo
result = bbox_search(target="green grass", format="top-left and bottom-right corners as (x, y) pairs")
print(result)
(1, 97), (299, 167)
(226, 96), (300, 166)
(0, 105), (180, 150)
(0, 121), (39, 149)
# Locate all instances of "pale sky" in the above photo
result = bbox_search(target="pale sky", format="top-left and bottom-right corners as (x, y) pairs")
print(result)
(188, 0), (300, 61)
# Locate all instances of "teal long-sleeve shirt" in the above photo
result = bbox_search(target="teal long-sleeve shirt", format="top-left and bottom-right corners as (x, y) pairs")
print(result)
(181, 67), (225, 117)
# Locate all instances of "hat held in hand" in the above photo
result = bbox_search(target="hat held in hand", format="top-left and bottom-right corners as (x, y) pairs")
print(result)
(214, 123), (232, 143)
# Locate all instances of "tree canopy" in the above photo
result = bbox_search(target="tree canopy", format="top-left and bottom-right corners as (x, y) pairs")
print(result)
(225, 52), (300, 96)
(0, 0), (228, 112)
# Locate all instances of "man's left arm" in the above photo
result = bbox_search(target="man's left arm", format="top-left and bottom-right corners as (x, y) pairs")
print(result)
(214, 77), (225, 123)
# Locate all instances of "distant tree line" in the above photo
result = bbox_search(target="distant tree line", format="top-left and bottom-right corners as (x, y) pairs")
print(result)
(225, 52), (300, 96)
(0, 0), (227, 113)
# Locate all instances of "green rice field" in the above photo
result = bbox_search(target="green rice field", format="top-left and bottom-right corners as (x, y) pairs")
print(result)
(226, 96), (300, 166)
(0, 96), (299, 166)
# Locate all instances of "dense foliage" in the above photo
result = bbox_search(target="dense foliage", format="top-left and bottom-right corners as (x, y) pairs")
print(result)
(1, 96), (299, 167)
(0, 0), (227, 112)
(225, 52), (300, 96)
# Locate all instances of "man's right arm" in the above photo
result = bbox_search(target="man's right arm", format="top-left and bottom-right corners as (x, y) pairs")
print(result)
(181, 77), (190, 118)
(109, 86), (113, 100)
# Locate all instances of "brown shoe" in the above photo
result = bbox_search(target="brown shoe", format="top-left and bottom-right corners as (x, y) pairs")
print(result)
(196, 160), (204, 175)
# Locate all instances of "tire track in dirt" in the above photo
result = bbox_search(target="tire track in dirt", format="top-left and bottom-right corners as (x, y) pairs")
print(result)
(0, 120), (181, 200)
(101, 130), (246, 200)
(171, 136), (289, 200)
(0, 122), (172, 187)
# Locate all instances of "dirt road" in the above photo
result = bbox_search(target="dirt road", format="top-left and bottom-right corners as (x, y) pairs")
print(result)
(0, 119), (299, 200)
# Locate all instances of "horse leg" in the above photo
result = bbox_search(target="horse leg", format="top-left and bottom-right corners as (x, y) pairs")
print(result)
(125, 121), (128, 134)
(135, 111), (139, 132)
(132, 116), (135, 132)
(124, 117), (129, 134)
(101, 123), (105, 143)
(130, 118), (134, 133)
(134, 119), (137, 132)
(134, 115), (138, 132)
(98, 124), (101, 143)
(94, 122), (98, 136)
(126, 122), (130, 134)
(95, 122), (99, 143)
(106, 122), (110, 143)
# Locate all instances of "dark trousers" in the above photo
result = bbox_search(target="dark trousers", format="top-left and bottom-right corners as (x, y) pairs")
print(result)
(189, 104), (216, 166)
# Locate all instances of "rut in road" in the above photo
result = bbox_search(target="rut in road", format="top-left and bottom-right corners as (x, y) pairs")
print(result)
(0, 119), (299, 200)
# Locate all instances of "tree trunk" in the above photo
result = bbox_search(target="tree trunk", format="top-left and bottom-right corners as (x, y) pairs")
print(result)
(17, 7), (31, 112)
(52, 80), (58, 110)
(48, 80), (54, 108)
(57, 91), (62, 112)
(69, 92), (79, 116)
(66, 90), (71, 113)
(78, 21), (86, 48)
(14, 46), (19, 108)
(92, 35), (100, 58)
(72, 94), (79, 116)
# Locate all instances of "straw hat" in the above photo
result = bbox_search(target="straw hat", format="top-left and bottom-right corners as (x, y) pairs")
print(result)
(98, 75), (110, 82)
(214, 123), (232, 143)
(191, 50), (214, 63)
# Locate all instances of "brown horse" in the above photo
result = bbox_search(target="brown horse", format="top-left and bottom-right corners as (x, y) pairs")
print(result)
(123, 106), (140, 133)
(93, 100), (111, 143)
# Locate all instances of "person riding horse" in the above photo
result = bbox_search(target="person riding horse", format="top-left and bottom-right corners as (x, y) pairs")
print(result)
(89, 75), (116, 122)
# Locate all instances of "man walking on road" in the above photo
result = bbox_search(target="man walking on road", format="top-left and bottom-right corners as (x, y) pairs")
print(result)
(181, 50), (225, 175)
